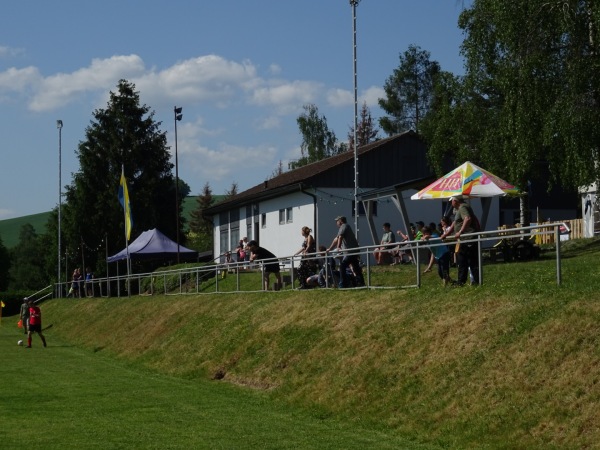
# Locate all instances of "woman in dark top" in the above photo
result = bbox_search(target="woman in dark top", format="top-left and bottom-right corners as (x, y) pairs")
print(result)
(294, 226), (317, 289)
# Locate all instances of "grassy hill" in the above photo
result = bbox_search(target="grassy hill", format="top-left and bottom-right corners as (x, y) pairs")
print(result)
(0, 196), (222, 249)
(36, 238), (600, 449)
(0, 212), (51, 248)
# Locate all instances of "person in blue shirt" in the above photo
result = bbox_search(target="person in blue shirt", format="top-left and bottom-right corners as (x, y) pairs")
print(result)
(422, 226), (453, 287)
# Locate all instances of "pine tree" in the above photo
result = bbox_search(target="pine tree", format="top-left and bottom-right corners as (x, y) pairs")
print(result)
(62, 79), (178, 273)
(189, 182), (213, 235)
(347, 102), (379, 151)
(379, 45), (441, 135)
(225, 182), (238, 198)
(188, 182), (214, 252)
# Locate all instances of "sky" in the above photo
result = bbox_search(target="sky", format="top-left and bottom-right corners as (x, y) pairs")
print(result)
(0, 0), (471, 220)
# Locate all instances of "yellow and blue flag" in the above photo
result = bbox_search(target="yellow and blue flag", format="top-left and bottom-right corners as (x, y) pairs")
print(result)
(118, 168), (133, 241)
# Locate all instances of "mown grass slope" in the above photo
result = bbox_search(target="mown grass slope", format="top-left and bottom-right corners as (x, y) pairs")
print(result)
(42, 238), (600, 449)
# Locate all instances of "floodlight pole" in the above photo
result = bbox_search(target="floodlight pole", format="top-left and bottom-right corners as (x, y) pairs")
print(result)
(57, 119), (63, 297)
(174, 106), (183, 263)
(350, 0), (360, 239)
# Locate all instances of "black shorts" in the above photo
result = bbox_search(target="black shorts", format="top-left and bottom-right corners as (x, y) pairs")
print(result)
(264, 263), (280, 274)
(29, 323), (42, 333)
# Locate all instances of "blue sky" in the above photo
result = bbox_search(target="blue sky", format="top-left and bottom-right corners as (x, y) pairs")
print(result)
(0, 0), (470, 220)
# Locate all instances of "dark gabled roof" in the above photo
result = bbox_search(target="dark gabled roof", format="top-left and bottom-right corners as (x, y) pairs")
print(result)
(205, 131), (419, 215)
(358, 175), (438, 202)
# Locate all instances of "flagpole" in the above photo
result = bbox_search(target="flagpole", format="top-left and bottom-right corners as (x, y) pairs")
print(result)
(121, 164), (131, 296)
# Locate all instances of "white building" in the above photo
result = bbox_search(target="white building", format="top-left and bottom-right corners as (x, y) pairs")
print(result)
(204, 132), (500, 262)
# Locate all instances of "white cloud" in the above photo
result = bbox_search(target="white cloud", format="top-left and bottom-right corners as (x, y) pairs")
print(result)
(268, 64), (282, 75)
(361, 85), (385, 108)
(250, 80), (322, 114)
(136, 55), (259, 108)
(256, 115), (281, 130)
(0, 53), (330, 124)
(326, 88), (353, 108)
(29, 55), (146, 111)
(0, 66), (41, 93)
(0, 45), (24, 58)
(326, 85), (385, 110)
(183, 139), (278, 186)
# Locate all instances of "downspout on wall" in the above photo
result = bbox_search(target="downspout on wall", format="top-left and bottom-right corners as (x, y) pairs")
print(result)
(300, 185), (318, 245)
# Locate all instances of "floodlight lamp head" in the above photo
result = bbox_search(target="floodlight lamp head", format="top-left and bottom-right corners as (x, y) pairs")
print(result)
(56, 120), (63, 129)
(174, 106), (182, 114)
(349, 0), (360, 6)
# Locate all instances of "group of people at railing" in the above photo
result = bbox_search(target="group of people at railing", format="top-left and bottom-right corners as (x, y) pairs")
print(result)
(222, 195), (482, 291)
(66, 267), (95, 297)
(373, 194), (481, 287)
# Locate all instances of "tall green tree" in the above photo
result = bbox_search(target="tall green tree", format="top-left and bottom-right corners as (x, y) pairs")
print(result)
(419, 71), (468, 175)
(188, 182), (214, 252)
(9, 224), (46, 290)
(540, 0), (600, 190)
(379, 45), (441, 135)
(290, 104), (339, 169)
(62, 80), (178, 273)
(347, 102), (379, 151)
(452, 1), (599, 223)
(0, 235), (10, 291)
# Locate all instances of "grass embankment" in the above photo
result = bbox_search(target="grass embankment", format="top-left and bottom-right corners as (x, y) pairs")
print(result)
(31, 239), (600, 447)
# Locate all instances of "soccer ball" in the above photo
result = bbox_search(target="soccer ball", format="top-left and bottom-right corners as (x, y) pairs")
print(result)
(17, 340), (23, 346)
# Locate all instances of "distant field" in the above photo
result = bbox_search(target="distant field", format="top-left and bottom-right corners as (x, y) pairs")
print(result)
(0, 212), (50, 248)
(0, 196), (218, 249)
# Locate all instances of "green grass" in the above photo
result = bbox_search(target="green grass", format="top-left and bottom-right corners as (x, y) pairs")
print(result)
(0, 328), (432, 449)
(3, 238), (600, 449)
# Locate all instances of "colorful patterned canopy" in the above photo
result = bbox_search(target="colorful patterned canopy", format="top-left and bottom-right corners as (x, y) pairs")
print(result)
(411, 161), (519, 200)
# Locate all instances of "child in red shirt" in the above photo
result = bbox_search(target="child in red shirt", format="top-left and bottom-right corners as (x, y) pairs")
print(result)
(27, 300), (47, 348)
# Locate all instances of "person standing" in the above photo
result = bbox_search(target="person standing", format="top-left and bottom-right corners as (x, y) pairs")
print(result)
(294, 226), (317, 289)
(441, 195), (480, 286)
(247, 240), (283, 291)
(326, 216), (365, 288)
(26, 300), (47, 348)
(85, 267), (94, 297)
(421, 226), (453, 286)
(19, 298), (30, 335)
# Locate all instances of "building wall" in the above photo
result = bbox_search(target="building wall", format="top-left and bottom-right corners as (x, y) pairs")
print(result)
(213, 191), (316, 260)
(256, 191), (315, 257)
(213, 187), (501, 263)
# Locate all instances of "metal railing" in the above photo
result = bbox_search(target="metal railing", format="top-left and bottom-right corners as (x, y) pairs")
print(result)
(53, 222), (570, 298)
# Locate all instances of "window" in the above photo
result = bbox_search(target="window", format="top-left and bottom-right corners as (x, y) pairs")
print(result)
(220, 229), (229, 257)
(279, 207), (293, 224)
(261, 213), (267, 228)
(219, 212), (229, 230)
(246, 205), (252, 225)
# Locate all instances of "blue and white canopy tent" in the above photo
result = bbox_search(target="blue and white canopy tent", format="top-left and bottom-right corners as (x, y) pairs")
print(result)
(107, 228), (198, 263)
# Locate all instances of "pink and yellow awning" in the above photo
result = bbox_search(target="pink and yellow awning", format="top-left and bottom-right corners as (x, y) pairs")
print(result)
(411, 161), (519, 200)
